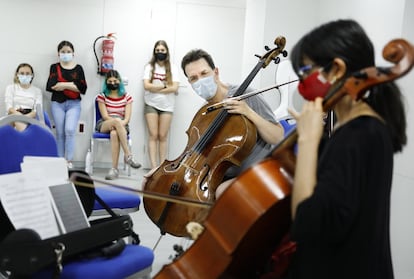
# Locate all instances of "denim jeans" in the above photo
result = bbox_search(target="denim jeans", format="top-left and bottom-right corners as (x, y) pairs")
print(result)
(51, 100), (81, 161)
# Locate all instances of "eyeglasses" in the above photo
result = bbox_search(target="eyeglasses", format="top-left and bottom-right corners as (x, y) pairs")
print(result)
(297, 64), (319, 79)
(297, 62), (332, 80)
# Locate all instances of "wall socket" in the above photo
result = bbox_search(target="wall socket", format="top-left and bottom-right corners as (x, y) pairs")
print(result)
(78, 122), (85, 133)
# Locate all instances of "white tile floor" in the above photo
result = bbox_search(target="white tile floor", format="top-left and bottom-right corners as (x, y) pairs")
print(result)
(91, 167), (194, 277)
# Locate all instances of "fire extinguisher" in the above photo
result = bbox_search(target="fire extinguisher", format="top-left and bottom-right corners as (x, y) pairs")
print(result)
(93, 33), (116, 75)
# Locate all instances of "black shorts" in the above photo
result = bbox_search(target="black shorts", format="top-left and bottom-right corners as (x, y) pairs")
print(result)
(144, 104), (173, 115)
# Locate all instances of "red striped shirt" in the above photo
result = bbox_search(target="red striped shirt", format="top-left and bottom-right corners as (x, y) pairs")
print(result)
(97, 93), (133, 118)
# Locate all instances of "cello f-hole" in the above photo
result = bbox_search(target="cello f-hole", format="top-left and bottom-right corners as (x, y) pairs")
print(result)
(156, 182), (181, 234)
(199, 164), (210, 191)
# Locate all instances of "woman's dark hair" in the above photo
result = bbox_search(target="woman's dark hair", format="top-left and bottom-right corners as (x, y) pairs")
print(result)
(149, 40), (173, 85)
(291, 19), (407, 152)
(181, 49), (216, 77)
(102, 69), (126, 97)
(57, 40), (74, 52)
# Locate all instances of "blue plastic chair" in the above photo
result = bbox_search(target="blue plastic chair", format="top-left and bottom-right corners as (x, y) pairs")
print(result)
(90, 96), (141, 217)
(278, 116), (298, 154)
(278, 116), (296, 136)
(0, 115), (154, 279)
(93, 187), (141, 216)
(34, 103), (52, 129)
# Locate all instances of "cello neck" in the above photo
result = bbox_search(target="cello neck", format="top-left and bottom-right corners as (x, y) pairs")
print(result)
(233, 60), (265, 97)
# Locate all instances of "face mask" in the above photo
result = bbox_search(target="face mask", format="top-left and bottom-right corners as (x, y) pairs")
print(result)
(18, 74), (33, 85)
(155, 53), (167, 61)
(59, 53), (73, 62)
(107, 83), (119, 90)
(191, 75), (217, 100)
(298, 70), (332, 101)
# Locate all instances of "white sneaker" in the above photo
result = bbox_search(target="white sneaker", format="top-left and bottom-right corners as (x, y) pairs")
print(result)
(124, 155), (141, 169)
(105, 168), (119, 180)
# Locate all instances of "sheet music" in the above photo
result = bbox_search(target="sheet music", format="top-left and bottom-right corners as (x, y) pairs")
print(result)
(21, 156), (68, 186)
(0, 156), (90, 239)
(49, 183), (90, 233)
(0, 172), (60, 239)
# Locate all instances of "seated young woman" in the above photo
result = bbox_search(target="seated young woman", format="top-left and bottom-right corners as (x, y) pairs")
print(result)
(96, 70), (141, 180)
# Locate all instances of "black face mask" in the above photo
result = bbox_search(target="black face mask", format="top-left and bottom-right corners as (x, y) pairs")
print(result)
(155, 52), (167, 61)
(107, 83), (119, 90)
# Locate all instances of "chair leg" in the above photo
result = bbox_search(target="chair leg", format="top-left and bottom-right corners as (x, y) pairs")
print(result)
(128, 138), (132, 176)
(90, 139), (94, 174)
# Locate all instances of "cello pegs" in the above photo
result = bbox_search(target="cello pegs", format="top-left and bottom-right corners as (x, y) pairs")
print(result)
(264, 45), (271, 51)
(273, 57), (281, 64)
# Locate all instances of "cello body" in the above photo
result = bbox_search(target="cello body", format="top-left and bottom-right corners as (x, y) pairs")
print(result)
(144, 103), (257, 237)
(154, 157), (293, 278)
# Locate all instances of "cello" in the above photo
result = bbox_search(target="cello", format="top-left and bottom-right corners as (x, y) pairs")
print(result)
(143, 37), (288, 237)
(154, 38), (414, 278)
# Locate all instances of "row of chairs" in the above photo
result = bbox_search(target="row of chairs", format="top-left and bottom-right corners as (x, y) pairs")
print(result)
(0, 115), (154, 278)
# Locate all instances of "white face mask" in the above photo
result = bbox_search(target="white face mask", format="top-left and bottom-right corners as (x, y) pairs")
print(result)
(191, 75), (217, 100)
(59, 53), (73, 62)
(18, 74), (33, 85)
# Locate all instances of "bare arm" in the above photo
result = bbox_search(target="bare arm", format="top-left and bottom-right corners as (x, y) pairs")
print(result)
(224, 99), (284, 144)
(122, 103), (132, 125)
(98, 101), (110, 121)
(143, 80), (179, 94)
(51, 81), (80, 92)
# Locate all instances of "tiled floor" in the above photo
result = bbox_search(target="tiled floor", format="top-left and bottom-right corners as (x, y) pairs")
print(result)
(91, 167), (193, 277)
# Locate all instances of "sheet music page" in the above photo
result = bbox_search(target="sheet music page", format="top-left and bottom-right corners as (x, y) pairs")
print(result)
(49, 183), (90, 233)
(20, 156), (68, 231)
(21, 156), (68, 186)
(0, 172), (61, 239)
(21, 156), (90, 233)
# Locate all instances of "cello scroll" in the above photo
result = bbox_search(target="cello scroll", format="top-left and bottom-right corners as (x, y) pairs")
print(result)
(324, 38), (414, 109)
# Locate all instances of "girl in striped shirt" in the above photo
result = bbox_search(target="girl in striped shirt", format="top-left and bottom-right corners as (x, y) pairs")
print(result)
(96, 70), (141, 180)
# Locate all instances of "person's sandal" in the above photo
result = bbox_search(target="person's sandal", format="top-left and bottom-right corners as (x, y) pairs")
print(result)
(124, 155), (142, 169)
(105, 168), (119, 180)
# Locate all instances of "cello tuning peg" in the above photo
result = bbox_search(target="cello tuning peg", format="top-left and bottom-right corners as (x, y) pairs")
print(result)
(254, 54), (261, 58)
(264, 45), (270, 51)
(282, 50), (288, 57)
(273, 57), (281, 64)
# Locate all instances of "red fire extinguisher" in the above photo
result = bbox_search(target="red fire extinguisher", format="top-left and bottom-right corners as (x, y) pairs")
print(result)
(93, 33), (116, 75)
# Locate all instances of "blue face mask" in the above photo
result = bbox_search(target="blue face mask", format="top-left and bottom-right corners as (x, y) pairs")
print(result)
(191, 75), (217, 100)
(18, 74), (33, 85)
(59, 53), (73, 62)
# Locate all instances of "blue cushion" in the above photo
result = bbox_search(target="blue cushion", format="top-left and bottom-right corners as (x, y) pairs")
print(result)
(93, 132), (130, 140)
(93, 132), (111, 139)
(32, 244), (154, 279)
(94, 187), (141, 211)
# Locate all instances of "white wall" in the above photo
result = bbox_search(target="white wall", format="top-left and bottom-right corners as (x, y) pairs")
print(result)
(0, 0), (247, 168)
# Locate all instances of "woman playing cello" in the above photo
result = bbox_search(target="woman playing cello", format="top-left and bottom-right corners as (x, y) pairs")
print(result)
(288, 19), (407, 279)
